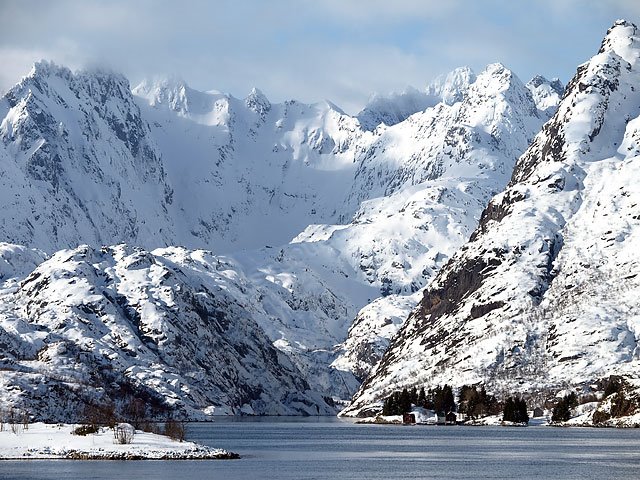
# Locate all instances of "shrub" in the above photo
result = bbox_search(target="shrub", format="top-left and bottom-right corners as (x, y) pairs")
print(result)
(140, 420), (162, 434)
(603, 377), (624, 398)
(610, 391), (634, 418)
(73, 424), (100, 436)
(592, 410), (611, 424)
(113, 423), (135, 444)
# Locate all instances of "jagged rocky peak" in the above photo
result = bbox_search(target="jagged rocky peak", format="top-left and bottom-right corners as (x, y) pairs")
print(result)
(426, 66), (476, 105)
(456, 63), (539, 146)
(23, 60), (74, 88)
(245, 87), (271, 116)
(527, 74), (563, 94)
(357, 66), (479, 131)
(4, 60), (132, 112)
(3, 61), (145, 145)
(512, 19), (640, 185)
(599, 19), (640, 62)
(0, 60), (173, 252)
(471, 63), (528, 100)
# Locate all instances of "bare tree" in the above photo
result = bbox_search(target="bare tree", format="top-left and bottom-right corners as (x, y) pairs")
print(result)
(164, 419), (186, 442)
(21, 410), (30, 431)
(9, 408), (23, 435)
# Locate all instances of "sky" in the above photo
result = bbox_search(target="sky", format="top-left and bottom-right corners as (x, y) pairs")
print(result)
(1, 0), (639, 114)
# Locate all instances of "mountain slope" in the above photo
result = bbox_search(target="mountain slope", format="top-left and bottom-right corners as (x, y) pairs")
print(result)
(133, 78), (364, 252)
(343, 20), (640, 419)
(0, 244), (337, 420)
(327, 63), (551, 380)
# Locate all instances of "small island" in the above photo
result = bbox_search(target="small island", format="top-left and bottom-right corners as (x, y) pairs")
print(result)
(0, 422), (239, 460)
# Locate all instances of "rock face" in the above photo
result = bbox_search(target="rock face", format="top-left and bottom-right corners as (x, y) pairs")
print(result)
(343, 20), (640, 418)
(0, 55), (558, 418)
(0, 62), (175, 252)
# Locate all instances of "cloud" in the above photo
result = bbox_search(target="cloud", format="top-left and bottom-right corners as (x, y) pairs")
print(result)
(309, 0), (462, 24)
(0, 0), (638, 112)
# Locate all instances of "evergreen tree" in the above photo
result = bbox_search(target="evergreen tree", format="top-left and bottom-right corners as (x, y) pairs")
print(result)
(410, 387), (418, 405)
(503, 397), (515, 422)
(417, 387), (426, 408)
(382, 396), (393, 416)
(515, 398), (529, 423)
(399, 388), (412, 414)
(458, 385), (475, 418)
(433, 385), (456, 414)
(503, 396), (529, 423)
(551, 393), (577, 422)
(458, 385), (499, 419)
(551, 400), (570, 422)
(443, 384), (456, 413)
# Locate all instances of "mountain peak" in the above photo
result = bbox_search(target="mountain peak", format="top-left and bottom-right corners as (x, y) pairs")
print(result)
(7, 61), (130, 102)
(526, 75), (564, 114)
(599, 19), (639, 65)
(426, 66), (476, 105)
(245, 87), (271, 115)
(471, 63), (529, 101)
(527, 75), (563, 94)
(28, 60), (73, 82)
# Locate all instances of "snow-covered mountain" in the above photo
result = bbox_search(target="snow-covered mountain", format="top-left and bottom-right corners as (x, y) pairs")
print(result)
(343, 20), (640, 422)
(0, 50), (562, 418)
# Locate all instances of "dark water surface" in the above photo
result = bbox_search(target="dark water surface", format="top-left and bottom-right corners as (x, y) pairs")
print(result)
(2, 417), (640, 479)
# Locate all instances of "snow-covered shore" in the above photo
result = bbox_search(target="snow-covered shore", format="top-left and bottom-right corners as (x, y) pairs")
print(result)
(0, 423), (239, 460)
(354, 406), (640, 428)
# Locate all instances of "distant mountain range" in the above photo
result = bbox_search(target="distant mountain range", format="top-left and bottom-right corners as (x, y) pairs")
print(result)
(1, 20), (636, 425)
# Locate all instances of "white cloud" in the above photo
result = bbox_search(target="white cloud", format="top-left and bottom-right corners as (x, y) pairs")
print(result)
(309, 0), (461, 24)
(0, 0), (638, 111)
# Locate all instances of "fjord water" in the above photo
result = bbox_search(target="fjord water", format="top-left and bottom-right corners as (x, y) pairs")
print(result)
(3, 418), (640, 479)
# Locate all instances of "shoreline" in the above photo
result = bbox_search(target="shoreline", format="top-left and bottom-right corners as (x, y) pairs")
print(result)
(0, 423), (239, 461)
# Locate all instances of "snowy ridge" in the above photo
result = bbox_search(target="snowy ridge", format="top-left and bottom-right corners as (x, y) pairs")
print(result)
(343, 20), (640, 419)
(356, 67), (476, 131)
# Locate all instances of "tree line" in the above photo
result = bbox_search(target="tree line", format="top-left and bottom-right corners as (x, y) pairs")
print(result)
(381, 384), (529, 424)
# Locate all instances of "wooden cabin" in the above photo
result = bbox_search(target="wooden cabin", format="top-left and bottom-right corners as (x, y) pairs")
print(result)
(403, 413), (416, 424)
